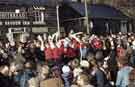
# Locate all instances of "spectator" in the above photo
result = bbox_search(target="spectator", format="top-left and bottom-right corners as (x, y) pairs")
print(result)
(116, 58), (133, 87)
(62, 65), (73, 87)
(128, 69), (135, 87)
(40, 66), (63, 87)
(1, 31), (135, 87)
(0, 65), (15, 87)
(76, 73), (94, 87)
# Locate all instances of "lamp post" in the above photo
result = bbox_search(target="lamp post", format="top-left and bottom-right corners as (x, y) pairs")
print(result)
(84, 0), (90, 34)
(56, 4), (60, 35)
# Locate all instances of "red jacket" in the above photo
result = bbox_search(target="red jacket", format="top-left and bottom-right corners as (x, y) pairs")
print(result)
(52, 48), (61, 60)
(64, 47), (77, 58)
(44, 47), (53, 60)
(59, 45), (64, 56)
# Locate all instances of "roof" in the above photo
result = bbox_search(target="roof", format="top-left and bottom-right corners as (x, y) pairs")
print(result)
(0, 0), (56, 6)
(62, 3), (128, 19)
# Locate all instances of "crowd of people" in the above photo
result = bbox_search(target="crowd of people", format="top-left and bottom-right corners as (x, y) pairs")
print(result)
(0, 30), (135, 87)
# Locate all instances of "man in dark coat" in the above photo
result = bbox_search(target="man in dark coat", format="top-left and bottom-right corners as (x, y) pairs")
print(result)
(0, 65), (16, 87)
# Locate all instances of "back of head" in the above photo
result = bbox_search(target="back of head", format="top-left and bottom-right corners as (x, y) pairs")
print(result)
(77, 73), (91, 86)
(71, 59), (79, 69)
(95, 51), (103, 61)
(24, 61), (35, 70)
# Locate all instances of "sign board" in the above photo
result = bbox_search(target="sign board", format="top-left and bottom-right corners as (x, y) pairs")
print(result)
(11, 28), (25, 33)
(4, 21), (30, 26)
(5, 21), (21, 25)
(8, 27), (27, 33)
(32, 27), (48, 33)
(33, 6), (46, 10)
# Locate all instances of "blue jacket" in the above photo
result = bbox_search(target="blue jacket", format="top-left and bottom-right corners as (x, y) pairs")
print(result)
(116, 66), (133, 87)
(14, 69), (35, 87)
(95, 69), (110, 87)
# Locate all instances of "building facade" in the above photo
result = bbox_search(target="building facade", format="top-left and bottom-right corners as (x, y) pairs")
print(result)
(60, 2), (133, 34)
(0, 2), (60, 41)
(0, 0), (133, 41)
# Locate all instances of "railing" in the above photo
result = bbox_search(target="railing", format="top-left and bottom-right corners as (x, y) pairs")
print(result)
(0, 12), (28, 19)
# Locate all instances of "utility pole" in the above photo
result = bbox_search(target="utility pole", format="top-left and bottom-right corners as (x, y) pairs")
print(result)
(84, 0), (90, 34)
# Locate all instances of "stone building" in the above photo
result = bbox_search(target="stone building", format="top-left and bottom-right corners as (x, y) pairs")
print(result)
(0, 0), (62, 41)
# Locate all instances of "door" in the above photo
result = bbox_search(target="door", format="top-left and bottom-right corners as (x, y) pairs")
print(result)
(13, 33), (21, 42)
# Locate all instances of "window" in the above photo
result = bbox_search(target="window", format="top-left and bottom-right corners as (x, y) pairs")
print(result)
(33, 10), (45, 24)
